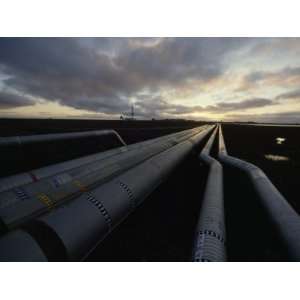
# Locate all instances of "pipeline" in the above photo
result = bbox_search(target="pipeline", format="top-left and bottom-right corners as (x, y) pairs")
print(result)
(192, 126), (226, 262)
(218, 124), (300, 261)
(0, 126), (211, 231)
(0, 127), (197, 193)
(0, 125), (214, 261)
(0, 129), (127, 147)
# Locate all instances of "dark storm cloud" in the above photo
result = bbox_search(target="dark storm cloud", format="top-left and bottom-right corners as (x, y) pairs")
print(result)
(0, 91), (35, 108)
(133, 95), (204, 118)
(0, 37), (250, 115)
(0, 38), (131, 106)
(70, 96), (130, 114)
(133, 96), (275, 119)
(117, 38), (246, 86)
(191, 97), (275, 114)
(211, 98), (275, 112)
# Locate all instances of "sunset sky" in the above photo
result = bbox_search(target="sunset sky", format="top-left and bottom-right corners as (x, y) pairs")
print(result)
(0, 37), (300, 123)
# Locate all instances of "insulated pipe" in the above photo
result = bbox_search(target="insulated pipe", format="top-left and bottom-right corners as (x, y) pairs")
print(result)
(0, 127), (196, 193)
(218, 125), (300, 261)
(0, 230), (48, 261)
(0, 129), (127, 147)
(0, 126), (214, 261)
(192, 126), (226, 262)
(0, 126), (210, 230)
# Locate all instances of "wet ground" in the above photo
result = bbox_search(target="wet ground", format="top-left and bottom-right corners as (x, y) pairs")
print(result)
(222, 124), (300, 214)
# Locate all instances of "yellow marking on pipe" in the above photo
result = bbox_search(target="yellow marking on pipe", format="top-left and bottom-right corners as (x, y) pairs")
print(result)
(37, 193), (54, 210)
(73, 180), (87, 192)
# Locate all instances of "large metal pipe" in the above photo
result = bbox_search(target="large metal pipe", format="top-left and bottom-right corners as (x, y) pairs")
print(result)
(0, 127), (195, 193)
(0, 129), (127, 147)
(218, 125), (300, 261)
(0, 126), (214, 261)
(0, 126), (210, 230)
(192, 126), (226, 262)
(0, 230), (48, 261)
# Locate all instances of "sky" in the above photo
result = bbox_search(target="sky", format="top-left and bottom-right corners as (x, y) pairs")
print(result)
(0, 37), (300, 123)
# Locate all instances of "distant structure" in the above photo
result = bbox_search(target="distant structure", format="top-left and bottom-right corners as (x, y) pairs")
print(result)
(121, 103), (135, 120)
(131, 104), (135, 120)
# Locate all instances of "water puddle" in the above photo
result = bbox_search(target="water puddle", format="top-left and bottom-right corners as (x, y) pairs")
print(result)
(265, 154), (290, 161)
(276, 137), (286, 145)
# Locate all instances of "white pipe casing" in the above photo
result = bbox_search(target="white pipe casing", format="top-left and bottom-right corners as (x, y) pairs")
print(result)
(0, 126), (214, 261)
(0, 127), (207, 229)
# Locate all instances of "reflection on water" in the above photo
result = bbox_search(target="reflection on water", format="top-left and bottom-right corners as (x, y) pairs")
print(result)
(276, 137), (286, 145)
(265, 154), (290, 161)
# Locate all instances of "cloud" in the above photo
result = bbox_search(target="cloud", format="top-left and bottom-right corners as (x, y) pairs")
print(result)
(132, 96), (276, 119)
(0, 37), (299, 122)
(0, 37), (250, 115)
(0, 91), (35, 108)
(226, 111), (300, 124)
(275, 88), (300, 100)
(0, 38), (129, 107)
(238, 66), (300, 91)
(209, 98), (275, 112)
(249, 38), (300, 57)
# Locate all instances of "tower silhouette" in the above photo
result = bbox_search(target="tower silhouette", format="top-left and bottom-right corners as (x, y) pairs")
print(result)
(131, 103), (134, 120)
